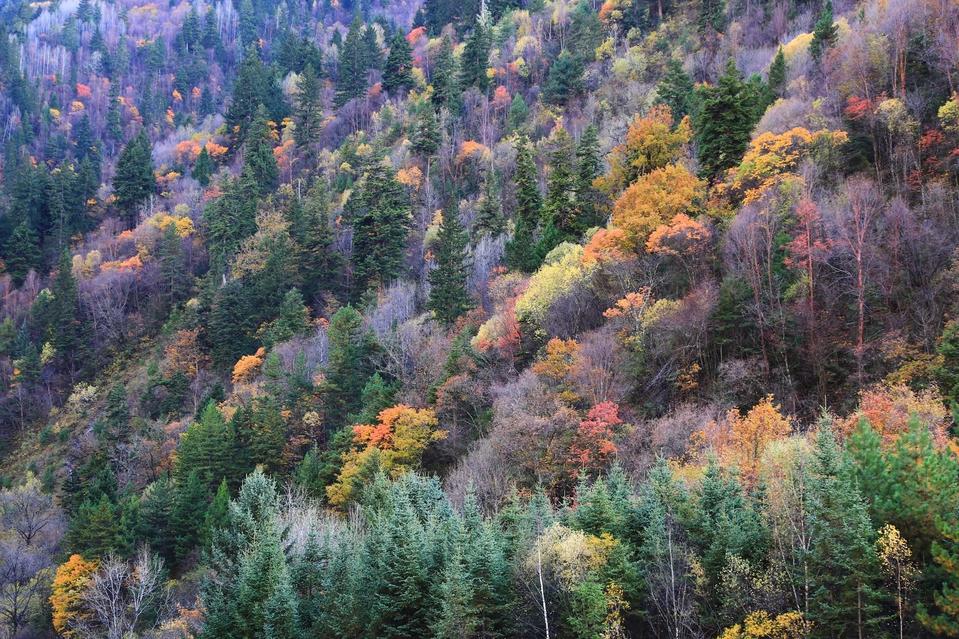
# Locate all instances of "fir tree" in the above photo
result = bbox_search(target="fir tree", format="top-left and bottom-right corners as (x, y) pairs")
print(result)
(543, 50), (584, 106)
(698, 0), (726, 36)
(325, 306), (377, 425)
(411, 106), (441, 157)
(138, 477), (177, 564)
(192, 146), (214, 186)
(383, 31), (414, 95)
(348, 157), (412, 295)
(505, 137), (542, 272)
(695, 59), (757, 183)
(336, 15), (369, 107)
(293, 65), (323, 150)
(175, 402), (239, 491)
(113, 130), (156, 227)
(243, 105), (279, 196)
(459, 9), (492, 93)
(807, 425), (886, 639)
(575, 124), (605, 230)
(767, 46), (787, 98)
(362, 25), (383, 71)
(226, 46), (269, 148)
(172, 470), (208, 563)
(431, 36), (460, 113)
(3, 221), (40, 286)
(656, 58), (695, 121)
(506, 93), (529, 133)
(296, 182), (341, 302)
(474, 171), (504, 238)
(538, 127), (579, 258)
(51, 250), (88, 377)
(809, 0), (838, 63)
(428, 207), (472, 325)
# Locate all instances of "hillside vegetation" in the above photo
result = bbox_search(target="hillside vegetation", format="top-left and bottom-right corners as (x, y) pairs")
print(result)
(2, 0), (959, 636)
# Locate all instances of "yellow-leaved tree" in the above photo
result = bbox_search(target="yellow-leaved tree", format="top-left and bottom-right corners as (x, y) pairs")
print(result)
(50, 554), (98, 638)
(611, 164), (705, 249)
(327, 405), (446, 506)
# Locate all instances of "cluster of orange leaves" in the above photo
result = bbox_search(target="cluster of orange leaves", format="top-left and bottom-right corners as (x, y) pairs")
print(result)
(456, 140), (491, 165)
(232, 347), (266, 383)
(100, 254), (144, 272)
(645, 213), (711, 257)
(582, 228), (631, 266)
(611, 164), (705, 247)
(599, 105), (692, 195)
(697, 395), (793, 486)
(50, 554), (98, 638)
(570, 401), (624, 474)
(838, 383), (949, 446)
(603, 289), (651, 320)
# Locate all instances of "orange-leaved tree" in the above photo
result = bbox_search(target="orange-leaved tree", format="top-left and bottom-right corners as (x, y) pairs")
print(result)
(50, 554), (98, 638)
(611, 164), (705, 249)
(327, 405), (446, 506)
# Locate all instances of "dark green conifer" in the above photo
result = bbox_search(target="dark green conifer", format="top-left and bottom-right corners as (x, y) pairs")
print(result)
(428, 207), (471, 325)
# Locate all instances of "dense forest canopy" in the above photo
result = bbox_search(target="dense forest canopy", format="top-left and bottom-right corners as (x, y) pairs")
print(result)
(2, 0), (959, 636)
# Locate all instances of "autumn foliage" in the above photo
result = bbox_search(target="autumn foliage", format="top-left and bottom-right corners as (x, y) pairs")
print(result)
(50, 555), (98, 638)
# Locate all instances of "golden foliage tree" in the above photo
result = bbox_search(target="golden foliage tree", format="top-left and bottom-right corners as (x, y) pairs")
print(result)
(611, 164), (705, 248)
(50, 554), (98, 638)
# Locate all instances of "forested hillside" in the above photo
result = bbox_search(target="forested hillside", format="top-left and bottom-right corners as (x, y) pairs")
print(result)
(2, 0), (959, 636)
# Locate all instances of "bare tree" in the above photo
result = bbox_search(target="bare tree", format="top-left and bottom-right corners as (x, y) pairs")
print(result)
(77, 548), (172, 639)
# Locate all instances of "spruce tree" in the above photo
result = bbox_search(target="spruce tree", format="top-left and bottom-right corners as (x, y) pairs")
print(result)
(172, 470), (208, 563)
(505, 136), (542, 272)
(336, 15), (369, 107)
(543, 50), (584, 106)
(575, 124), (605, 230)
(506, 93), (529, 133)
(767, 46), (787, 98)
(474, 171), (504, 239)
(325, 305), (377, 425)
(807, 425), (887, 639)
(51, 249), (88, 377)
(809, 0), (838, 63)
(459, 10), (492, 93)
(3, 221), (40, 286)
(175, 401), (239, 491)
(293, 64), (323, 150)
(656, 58), (695, 121)
(431, 36), (460, 113)
(411, 106), (441, 157)
(695, 59), (756, 183)
(362, 25), (383, 71)
(243, 105), (279, 196)
(428, 207), (472, 325)
(138, 477), (177, 564)
(698, 0), (726, 36)
(538, 127), (579, 259)
(114, 130), (156, 227)
(383, 31), (414, 95)
(226, 46), (269, 148)
(348, 157), (412, 295)
(192, 146), (214, 186)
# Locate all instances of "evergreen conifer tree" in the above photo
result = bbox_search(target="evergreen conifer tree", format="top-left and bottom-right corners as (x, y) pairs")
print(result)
(293, 64), (323, 150)
(431, 36), (460, 113)
(459, 10), (492, 92)
(114, 130), (156, 227)
(348, 157), (411, 295)
(192, 146), (214, 186)
(336, 15), (369, 107)
(656, 58), (695, 121)
(543, 50), (584, 105)
(383, 31), (414, 95)
(428, 207), (472, 325)
(767, 46), (787, 98)
(243, 105), (279, 196)
(3, 221), (40, 286)
(809, 0), (838, 63)
(505, 137), (542, 272)
(175, 402), (239, 491)
(695, 59), (756, 183)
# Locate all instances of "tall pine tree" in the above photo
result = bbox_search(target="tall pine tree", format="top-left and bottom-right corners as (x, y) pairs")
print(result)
(428, 206), (471, 325)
